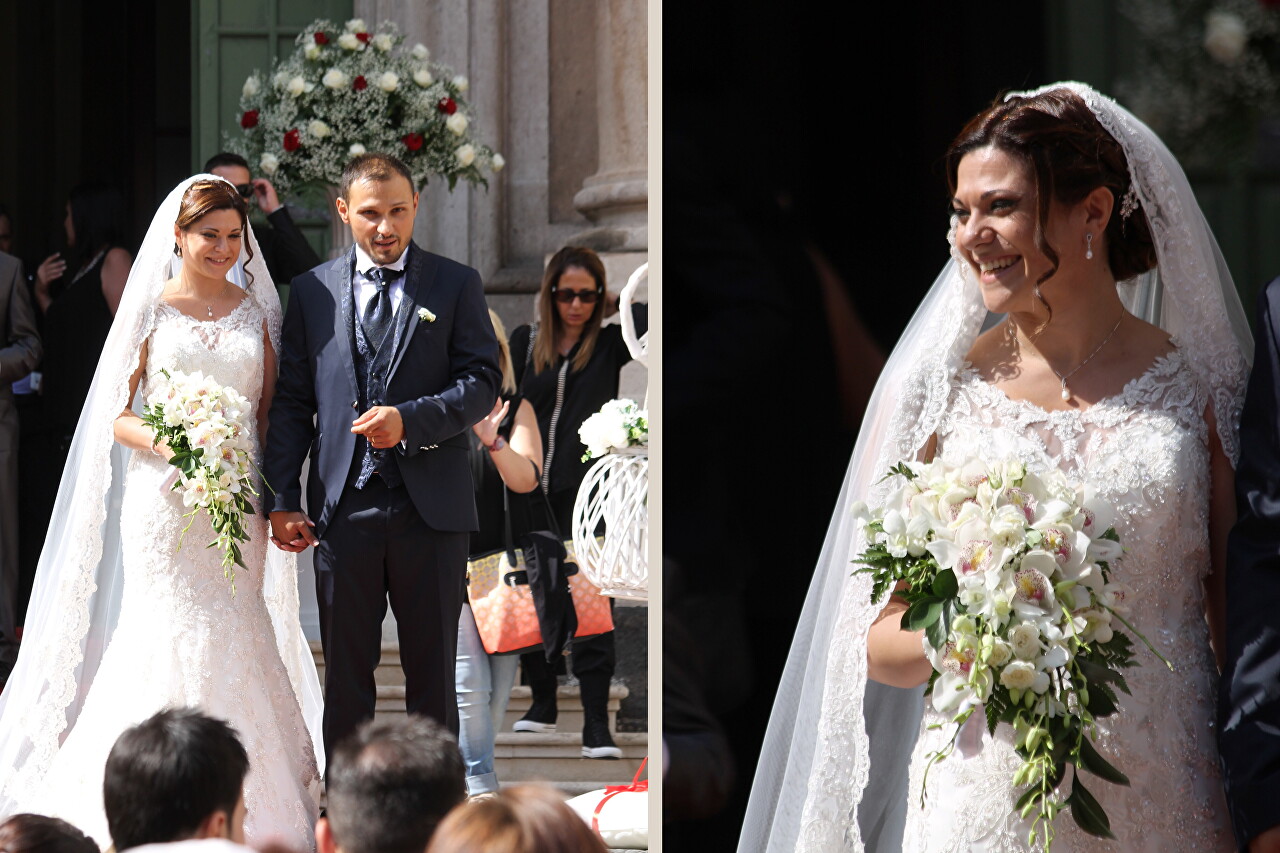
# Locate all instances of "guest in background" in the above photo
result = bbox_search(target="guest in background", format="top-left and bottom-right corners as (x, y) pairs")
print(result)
(508, 247), (647, 760)
(456, 309), (544, 796)
(0, 815), (97, 853)
(205, 153), (320, 292)
(317, 716), (466, 853)
(33, 182), (131, 466)
(103, 708), (249, 851)
(425, 785), (608, 853)
(0, 247), (40, 692)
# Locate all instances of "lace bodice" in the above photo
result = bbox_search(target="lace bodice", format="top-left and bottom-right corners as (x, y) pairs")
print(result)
(901, 348), (1232, 851)
(145, 298), (265, 418)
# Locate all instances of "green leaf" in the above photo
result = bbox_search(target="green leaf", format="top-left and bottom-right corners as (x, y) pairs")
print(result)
(903, 597), (943, 632)
(1085, 683), (1118, 716)
(1077, 736), (1130, 786)
(925, 615), (947, 649)
(1068, 774), (1116, 839)
(932, 569), (958, 599)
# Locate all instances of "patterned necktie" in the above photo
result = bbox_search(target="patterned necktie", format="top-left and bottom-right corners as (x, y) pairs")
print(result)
(362, 267), (397, 346)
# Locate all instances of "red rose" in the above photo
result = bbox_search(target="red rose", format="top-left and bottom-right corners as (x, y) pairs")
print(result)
(283, 129), (301, 152)
(356, 31), (370, 43)
(402, 132), (424, 152)
(240, 110), (259, 129)
(314, 32), (329, 45)
(437, 97), (457, 115)
(353, 75), (368, 91)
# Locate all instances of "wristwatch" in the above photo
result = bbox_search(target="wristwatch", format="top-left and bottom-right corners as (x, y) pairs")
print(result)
(487, 435), (507, 453)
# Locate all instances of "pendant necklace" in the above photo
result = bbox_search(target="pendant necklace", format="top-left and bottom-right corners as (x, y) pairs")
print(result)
(1047, 313), (1126, 402)
(206, 281), (232, 318)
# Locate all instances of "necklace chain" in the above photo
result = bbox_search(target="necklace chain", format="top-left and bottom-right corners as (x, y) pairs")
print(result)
(1011, 312), (1127, 402)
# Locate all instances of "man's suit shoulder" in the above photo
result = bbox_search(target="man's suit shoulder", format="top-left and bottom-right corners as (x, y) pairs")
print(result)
(413, 246), (480, 284)
(0, 251), (21, 284)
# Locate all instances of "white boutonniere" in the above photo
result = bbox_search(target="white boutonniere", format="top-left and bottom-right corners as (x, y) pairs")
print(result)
(417, 307), (436, 323)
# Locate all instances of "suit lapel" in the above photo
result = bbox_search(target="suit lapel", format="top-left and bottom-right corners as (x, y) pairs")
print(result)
(388, 243), (439, 380)
(327, 249), (360, 400)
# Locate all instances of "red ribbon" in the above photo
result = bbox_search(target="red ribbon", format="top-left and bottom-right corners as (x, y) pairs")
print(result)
(592, 756), (648, 835)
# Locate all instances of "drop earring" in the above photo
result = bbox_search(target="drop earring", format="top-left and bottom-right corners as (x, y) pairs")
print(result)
(174, 243), (182, 258)
(1085, 233), (1094, 260)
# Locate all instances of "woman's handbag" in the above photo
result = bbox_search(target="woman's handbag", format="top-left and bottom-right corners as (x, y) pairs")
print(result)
(467, 478), (613, 657)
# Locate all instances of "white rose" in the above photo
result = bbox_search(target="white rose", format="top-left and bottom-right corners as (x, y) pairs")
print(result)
(455, 143), (476, 167)
(492, 153), (505, 172)
(304, 43), (321, 61)
(987, 639), (1013, 668)
(1205, 11), (1248, 65)
(242, 76), (260, 98)
(286, 75), (307, 97)
(999, 660), (1049, 693)
(378, 71), (399, 92)
(338, 32), (361, 50)
(374, 33), (394, 52)
(273, 71), (290, 88)
(308, 119), (332, 139)
(349, 143), (367, 156)
(1009, 622), (1042, 661)
(412, 43), (429, 60)
(446, 112), (468, 135)
(452, 75), (469, 93)
(345, 17), (366, 32)
(413, 68), (434, 88)
(606, 423), (630, 450)
(322, 67), (349, 89)
(260, 153), (280, 176)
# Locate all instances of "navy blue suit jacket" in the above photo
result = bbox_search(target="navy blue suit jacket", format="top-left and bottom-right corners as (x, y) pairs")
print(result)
(265, 243), (499, 537)
(1221, 276), (1280, 849)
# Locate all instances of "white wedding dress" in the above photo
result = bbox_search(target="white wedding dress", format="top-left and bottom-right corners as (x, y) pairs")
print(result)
(899, 350), (1232, 852)
(16, 297), (320, 849)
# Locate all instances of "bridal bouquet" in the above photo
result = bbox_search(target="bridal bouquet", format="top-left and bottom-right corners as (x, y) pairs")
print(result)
(854, 457), (1157, 849)
(141, 369), (261, 594)
(579, 398), (648, 461)
(226, 17), (502, 197)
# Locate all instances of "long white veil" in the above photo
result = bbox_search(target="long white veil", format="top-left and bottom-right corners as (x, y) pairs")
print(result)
(0, 175), (324, 810)
(738, 82), (1252, 852)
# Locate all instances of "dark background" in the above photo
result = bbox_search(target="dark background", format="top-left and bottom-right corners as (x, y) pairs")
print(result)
(663, 6), (1048, 849)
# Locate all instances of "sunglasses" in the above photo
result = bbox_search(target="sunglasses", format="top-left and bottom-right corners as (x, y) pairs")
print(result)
(234, 183), (254, 199)
(552, 287), (600, 304)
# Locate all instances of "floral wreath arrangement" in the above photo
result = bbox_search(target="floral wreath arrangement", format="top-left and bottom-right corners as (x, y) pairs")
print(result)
(854, 456), (1162, 849)
(225, 17), (503, 197)
(1118, 0), (1280, 168)
(142, 369), (265, 594)
(579, 399), (648, 461)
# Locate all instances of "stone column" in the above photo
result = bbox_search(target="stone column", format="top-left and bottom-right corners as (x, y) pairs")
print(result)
(571, 0), (648, 253)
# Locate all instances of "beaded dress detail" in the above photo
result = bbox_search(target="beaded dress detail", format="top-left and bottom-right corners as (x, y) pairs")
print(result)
(900, 349), (1232, 852)
(16, 298), (320, 849)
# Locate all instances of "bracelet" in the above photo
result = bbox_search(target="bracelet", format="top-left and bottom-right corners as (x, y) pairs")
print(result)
(486, 435), (507, 453)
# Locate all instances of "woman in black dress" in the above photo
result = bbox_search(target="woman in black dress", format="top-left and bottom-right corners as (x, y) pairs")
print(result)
(508, 246), (647, 759)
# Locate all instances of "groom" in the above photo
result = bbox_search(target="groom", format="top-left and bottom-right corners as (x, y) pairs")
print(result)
(265, 153), (499, 760)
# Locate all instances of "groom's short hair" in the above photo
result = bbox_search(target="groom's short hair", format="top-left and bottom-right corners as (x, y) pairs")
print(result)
(103, 708), (249, 851)
(325, 716), (466, 853)
(339, 153), (415, 199)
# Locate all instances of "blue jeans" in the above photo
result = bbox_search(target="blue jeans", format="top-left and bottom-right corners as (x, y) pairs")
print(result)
(455, 603), (520, 795)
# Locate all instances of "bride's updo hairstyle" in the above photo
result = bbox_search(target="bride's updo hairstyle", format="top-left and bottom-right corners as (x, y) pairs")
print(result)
(945, 88), (1158, 287)
(174, 178), (256, 287)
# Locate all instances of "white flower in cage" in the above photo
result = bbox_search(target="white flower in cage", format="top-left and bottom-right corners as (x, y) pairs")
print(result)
(378, 71), (399, 92)
(446, 113), (468, 135)
(1205, 10), (1248, 65)
(413, 67), (434, 88)
(322, 68), (349, 89)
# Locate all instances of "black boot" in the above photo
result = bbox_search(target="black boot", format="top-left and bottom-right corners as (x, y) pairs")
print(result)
(514, 651), (559, 732)
(579, 672), (621, 759)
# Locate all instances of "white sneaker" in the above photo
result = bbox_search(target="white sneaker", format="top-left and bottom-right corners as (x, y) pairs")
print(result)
(512, 719), (557, 733)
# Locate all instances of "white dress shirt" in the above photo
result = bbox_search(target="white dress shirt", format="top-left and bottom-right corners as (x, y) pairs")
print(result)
(353, 244), (408, 319)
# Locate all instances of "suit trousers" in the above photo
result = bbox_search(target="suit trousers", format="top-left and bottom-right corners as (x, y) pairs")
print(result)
(314, 476), (467, 759)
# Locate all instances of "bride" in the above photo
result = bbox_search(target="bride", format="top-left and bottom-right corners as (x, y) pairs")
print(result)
(0, 176), (323, 849)
(740, 83), (1252, 851)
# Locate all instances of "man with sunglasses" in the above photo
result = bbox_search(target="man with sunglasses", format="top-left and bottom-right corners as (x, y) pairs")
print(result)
(204, 153), (321, 292)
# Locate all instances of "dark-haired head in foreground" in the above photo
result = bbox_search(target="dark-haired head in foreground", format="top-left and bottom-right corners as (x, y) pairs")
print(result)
(103, 708), (249, 851)
(318, 715), (466, 853)
(0, 814), (98, 853)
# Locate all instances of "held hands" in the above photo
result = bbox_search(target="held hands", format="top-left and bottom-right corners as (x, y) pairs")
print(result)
(352, 406), (405, 449)
(252, 178), (282, 214)
(269, 511), (318, 552)
(471, 397), (509, 447)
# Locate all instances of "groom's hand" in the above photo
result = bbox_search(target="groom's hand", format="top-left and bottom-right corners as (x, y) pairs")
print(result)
(351, 406), (405, 449)
(269, 511), (318, 552)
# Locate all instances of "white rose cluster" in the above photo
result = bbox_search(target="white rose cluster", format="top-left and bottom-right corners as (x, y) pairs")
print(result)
(578, 398), (647, 461)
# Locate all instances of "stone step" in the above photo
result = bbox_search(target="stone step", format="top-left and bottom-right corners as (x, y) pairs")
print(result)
(494, 732), (647, 786)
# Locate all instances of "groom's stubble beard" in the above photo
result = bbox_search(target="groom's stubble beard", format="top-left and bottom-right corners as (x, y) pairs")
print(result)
(338, 174), (419, 266)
